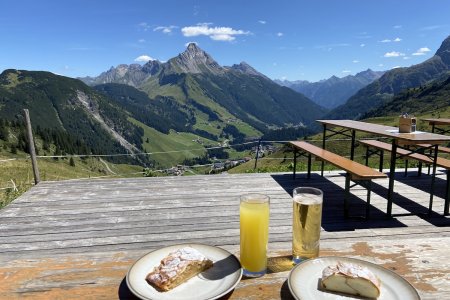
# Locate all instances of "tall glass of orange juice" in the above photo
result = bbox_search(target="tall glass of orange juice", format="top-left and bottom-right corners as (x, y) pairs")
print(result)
(240, 193), (270, 277)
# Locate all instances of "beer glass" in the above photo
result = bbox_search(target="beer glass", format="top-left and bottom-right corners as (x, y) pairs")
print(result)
(292, 187), (323, 264)
(240, 193), (270, 277)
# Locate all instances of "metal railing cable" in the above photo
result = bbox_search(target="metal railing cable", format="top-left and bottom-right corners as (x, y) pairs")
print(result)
(30, 141), (259, 159)
(0, 136), (396, 185)
(0, 136), (390, 163)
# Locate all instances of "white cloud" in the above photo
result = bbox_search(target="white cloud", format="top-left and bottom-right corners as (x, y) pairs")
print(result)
(352, 60), (359, 63)
(154, 25), (178, 34)
(138, 39), (146, 43)
(134, 55), (155, 62)
(384, 51), (405, 57)
(342, 70), (352, 74)
(394, 25), (402, 29)
(420, 25), (442, 31)
(380, 37), (402, 43)
(181, 23), (250, 42)
(391, 66), (401, 69)
(403, 56), (411, 60)
(315, 43), (350, 51)
(258, 20), (266, 24)
(211, 34), (235, 41)
(412, 47), (431, 56)
(277, 32), (283, 37)
(360, 43), (366, 47)
(138, 22), (150, 31)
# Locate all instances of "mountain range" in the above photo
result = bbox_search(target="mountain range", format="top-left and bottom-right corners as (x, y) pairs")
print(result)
(2, 36), (450, 168)
(0, 44), (327, 167)
(81, 43), (327, 132)
(275, 69), (385, 109)
(326, 35), (450, 120)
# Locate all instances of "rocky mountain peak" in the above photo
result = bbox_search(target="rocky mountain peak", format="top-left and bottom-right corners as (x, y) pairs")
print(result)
(230, 61), (266, 78)
(170, 43), (224, 74)
(142, 59), (162, 75)
(436, 35), (450, 66)
(186, 42), (202, 54)
(355, 69), (385, 81)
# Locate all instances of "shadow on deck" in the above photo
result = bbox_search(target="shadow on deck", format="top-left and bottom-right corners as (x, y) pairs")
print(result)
(271, 171), (450, 232)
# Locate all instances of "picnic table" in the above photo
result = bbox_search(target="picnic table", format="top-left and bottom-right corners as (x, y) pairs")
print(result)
(421, 118), (450, 135)
(317, 119), (450, 217)
(0, 172), (449, 299)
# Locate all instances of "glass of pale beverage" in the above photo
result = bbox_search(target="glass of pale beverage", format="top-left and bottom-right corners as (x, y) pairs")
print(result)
(240, 193), (270, 277)
(292, 187), (323, 264)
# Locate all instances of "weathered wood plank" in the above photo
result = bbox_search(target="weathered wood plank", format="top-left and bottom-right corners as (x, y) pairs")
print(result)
(0, 171), (449, 299)
(0, 238), (448, 299)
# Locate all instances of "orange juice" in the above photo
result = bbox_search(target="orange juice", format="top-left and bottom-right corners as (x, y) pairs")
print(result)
(240, 194), (270, 277)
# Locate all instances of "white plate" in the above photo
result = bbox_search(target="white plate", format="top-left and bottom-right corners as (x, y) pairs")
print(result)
(126, 243), (242, 300)
(288, 256), (420, 300)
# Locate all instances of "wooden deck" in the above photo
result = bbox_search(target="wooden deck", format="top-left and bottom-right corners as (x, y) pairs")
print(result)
(0, 170), (449, 299)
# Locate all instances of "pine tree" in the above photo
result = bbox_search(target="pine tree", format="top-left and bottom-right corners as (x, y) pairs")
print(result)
(53, 148), (61, 161)
(0, 125), (8, 141)
(43, 140), (50, 151)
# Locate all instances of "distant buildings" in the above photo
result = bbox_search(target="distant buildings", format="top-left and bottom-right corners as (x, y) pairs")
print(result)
(162, 143), (279, 176)
(251, 144), (275, 158)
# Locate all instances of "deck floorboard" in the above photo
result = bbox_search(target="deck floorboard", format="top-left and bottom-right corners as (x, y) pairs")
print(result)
(0, 170), (449, 299)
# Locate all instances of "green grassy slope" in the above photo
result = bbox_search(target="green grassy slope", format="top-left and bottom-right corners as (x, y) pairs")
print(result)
(0, 147), (142, 209)
(129, 118), (214, 168)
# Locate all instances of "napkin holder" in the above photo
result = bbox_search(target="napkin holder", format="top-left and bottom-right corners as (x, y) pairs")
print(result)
(399, 116), (416, 133)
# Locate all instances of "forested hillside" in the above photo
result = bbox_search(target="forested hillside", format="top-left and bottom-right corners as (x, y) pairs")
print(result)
(363, 74), (450, 118)
(0, 69), (148, 164)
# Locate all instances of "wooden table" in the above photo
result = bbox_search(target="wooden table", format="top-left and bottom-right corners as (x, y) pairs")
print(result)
(317, 120), (450, 216)
(1, 173), (449, 299)
(422, 118), (450, 135)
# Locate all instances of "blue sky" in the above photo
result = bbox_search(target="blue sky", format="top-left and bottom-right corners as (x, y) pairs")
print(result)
(1, 0), (449, 82)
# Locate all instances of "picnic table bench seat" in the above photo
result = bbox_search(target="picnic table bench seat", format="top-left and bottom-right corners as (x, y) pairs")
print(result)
(360, 140), (450, 169)
(360, 139), (450, 215)
(289, 141), (387, 219)
(418, 144), (450, 154)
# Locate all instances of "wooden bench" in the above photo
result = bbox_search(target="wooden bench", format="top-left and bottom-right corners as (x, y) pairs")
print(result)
(360, 139), (450, 216)
(417, 144), (450, 175)
(289, 141), (387, 219)
(418, 144), (450, 154)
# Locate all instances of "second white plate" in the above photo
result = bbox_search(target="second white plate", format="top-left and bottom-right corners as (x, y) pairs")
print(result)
(288, 256), (420, 300)
(126, 243), (242, 300)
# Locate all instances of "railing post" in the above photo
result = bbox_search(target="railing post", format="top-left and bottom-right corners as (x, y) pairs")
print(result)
(253, 139), (262, 170)
(23, 109), (40, 185)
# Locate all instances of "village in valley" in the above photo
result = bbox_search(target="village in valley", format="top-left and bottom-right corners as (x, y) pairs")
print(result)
(162, 143), (276, 176)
